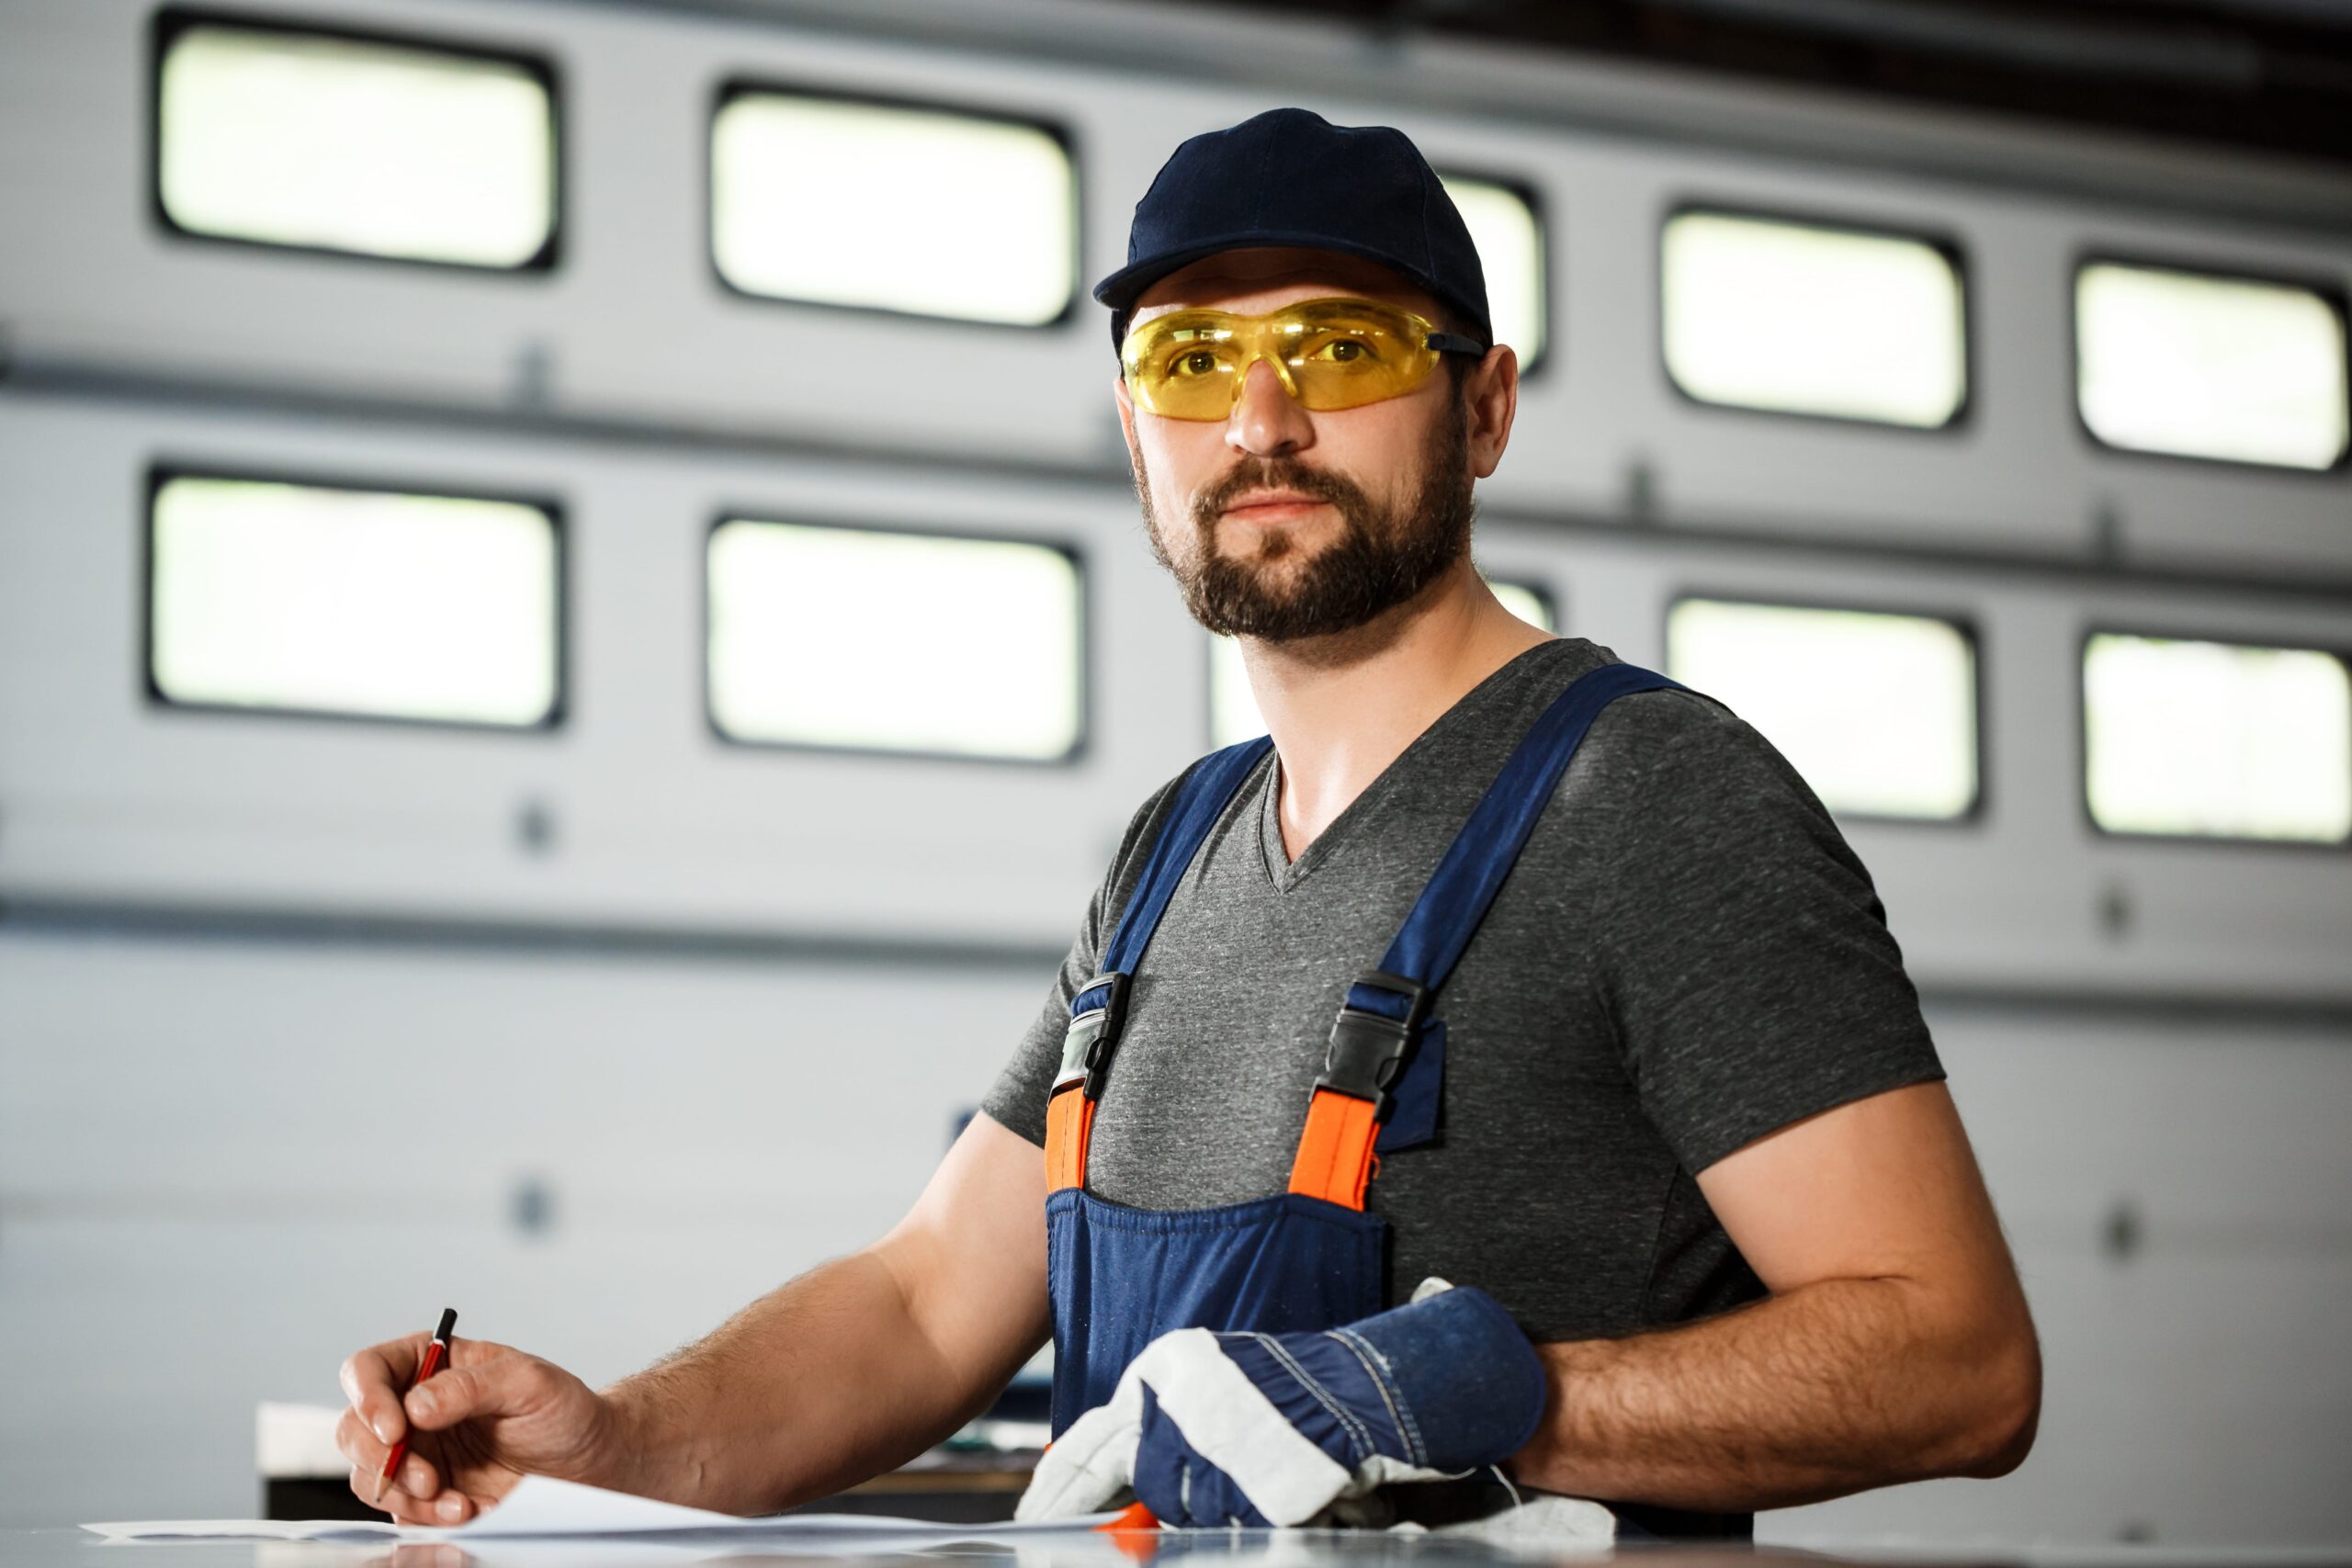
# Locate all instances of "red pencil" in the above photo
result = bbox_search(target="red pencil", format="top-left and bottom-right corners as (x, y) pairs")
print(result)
(373, 1308), (458, 1508)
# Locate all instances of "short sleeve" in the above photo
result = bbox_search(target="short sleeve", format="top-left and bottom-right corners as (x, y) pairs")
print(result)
(978, 773), (1185, 1146)
(1588, 697), (1946, 1174)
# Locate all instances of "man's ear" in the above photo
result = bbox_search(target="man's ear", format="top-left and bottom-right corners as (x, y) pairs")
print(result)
(1113, 372), (1141, 468)
(1464, 344), (1519, 481)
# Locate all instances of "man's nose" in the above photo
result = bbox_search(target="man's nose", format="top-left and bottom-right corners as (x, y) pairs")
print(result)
(1226, 355), (1315, 458)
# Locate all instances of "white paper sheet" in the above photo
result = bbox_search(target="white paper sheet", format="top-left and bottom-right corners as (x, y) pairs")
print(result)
(85, 1472), (1122, 1543)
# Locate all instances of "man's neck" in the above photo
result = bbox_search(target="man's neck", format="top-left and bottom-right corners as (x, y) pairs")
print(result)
(1242, 558), (1557, 865)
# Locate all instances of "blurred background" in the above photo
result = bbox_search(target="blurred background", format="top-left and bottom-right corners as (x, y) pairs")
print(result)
(2, 0), (2348, 1548)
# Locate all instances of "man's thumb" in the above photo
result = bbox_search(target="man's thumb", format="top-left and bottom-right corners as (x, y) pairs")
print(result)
(405, 1364), (493, 1430)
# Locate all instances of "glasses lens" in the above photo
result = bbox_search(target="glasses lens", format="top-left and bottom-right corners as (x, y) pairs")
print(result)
(1278, 299), (1436, 412)
(1126, 316), (1247, 419)
(1123, 298), (1443, 420)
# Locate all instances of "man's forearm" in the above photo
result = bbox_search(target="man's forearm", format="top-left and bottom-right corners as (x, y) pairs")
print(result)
(594, 1248), (1013, 1516)
(1510, 1276), (2041, 1512)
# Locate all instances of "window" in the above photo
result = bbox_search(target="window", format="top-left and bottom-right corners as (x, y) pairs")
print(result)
(153, 10), (558, 268)
(1661, 209), (1967, 429)
(1205, 638), (1253, 750)
(1666, 597), (1978, 819)
(148, 471), (561, 727)
(1487, 581), (1548, 633)
(2084, 632), (2350, 843)
(710, 85), (1076, 325)
(1439, 175), (1547, 371)
(707, 518), (1083, 761)
(1209, 577), (1554, 748)
(2075, 260), (2350, 471)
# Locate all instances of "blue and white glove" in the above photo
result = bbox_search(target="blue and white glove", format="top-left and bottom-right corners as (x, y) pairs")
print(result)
(1016, 1280), (1548, 1529)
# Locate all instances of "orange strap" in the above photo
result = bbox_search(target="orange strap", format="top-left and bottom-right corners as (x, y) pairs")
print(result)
(1053, 1077), (1382, 1206)
(1285, 1089), (1382, 1209)
(1044, 1083), (1095, 1192)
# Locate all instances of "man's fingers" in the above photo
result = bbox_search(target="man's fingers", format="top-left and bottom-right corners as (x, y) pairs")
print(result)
(337, 1400), (452, 1513)
(337, 1407), (446, 1512)
(372, 1480), (474, 1530)
(334, 1405), (389, 1473)
(343, 1340), (424, 1447)
(400, 1453), (443, 1501)
(357, 1468), (434, 1527)
(369, 1476), (476, 1529)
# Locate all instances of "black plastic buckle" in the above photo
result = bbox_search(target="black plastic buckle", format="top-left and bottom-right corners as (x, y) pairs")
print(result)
(1315, 969), (1432, 1123)
(1054, 970), (1133, 1100)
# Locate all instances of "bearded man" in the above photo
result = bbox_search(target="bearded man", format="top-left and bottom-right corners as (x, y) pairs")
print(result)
(333, 107), (2039, 1545)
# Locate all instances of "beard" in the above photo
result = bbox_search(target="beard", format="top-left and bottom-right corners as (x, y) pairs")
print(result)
(1133, 400), (1477, 642)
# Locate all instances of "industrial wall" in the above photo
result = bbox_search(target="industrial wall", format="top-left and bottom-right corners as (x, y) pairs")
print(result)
(1, 0), (2346, 1545)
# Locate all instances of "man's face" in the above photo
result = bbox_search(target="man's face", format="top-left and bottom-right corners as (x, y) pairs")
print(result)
(1114, 247), (1486, 643)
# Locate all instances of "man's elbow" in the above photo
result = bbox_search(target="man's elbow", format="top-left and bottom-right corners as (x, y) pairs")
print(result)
(1949, 1312), (2042, 1480)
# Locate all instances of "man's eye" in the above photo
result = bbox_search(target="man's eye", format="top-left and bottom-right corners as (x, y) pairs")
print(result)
(1307, 335), (1380, 364)
(1169, 349), (1224, 378)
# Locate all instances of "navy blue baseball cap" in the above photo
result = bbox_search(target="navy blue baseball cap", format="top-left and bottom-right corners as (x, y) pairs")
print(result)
(1092, 107), (1491, 357)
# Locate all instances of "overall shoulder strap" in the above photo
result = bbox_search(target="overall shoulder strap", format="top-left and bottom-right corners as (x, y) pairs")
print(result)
(1363, 660), (1687, 1008)
(1046, 733), (1273, 1191)
(1084, 733), (1274, 1011)
(1289, 661), (1688, 1208)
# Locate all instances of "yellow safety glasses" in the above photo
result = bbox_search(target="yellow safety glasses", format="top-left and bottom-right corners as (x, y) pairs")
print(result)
(1120, 296), (1486, 421)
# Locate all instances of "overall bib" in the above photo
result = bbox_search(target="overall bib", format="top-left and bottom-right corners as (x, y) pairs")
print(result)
(1041, 660), (1690, 1447)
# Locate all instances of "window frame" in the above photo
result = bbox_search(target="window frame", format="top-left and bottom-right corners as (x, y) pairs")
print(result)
(2075, 622), (2352, 852)
(705, 75), (1084, 332)
(1656, 198), (1977, 436)
(701, 509), (1093, 767)
(146, 5), (565, 275)
(142, 459), (570, 733)
(1662, 586), (1991, 828)
(1431, 165), (1555, 379)
(2067, 248), (2352, 478)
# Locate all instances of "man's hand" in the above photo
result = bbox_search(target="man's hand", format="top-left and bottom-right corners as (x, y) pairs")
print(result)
(1016, 1282), (1546, 1528)
(335, 1334), (622, 1527)
(325, 1114), (1047, 1523)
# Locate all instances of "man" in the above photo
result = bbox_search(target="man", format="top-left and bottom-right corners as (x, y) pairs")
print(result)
(334, 107), (2039, 1540)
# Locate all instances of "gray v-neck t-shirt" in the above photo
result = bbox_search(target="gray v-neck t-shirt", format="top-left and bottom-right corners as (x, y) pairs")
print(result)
(982, 632), (1943, 1359)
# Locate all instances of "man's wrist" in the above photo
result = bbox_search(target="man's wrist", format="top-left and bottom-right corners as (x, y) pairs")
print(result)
(594, 1378), (693, 1505)
(1502, 1336), (1611, 1497)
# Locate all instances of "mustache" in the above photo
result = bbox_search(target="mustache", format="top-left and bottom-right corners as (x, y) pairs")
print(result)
(1193, 458), (1369, 527)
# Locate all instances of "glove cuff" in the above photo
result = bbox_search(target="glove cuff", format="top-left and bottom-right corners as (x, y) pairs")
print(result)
(1337, 1285), (1549, 1472)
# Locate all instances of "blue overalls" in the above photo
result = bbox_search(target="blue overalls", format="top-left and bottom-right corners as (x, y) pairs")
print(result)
(1041, 660), (1690, 1439)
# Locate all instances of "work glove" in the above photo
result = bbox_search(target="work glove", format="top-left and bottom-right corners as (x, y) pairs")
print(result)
(1016, 1280), (1548, 1529)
